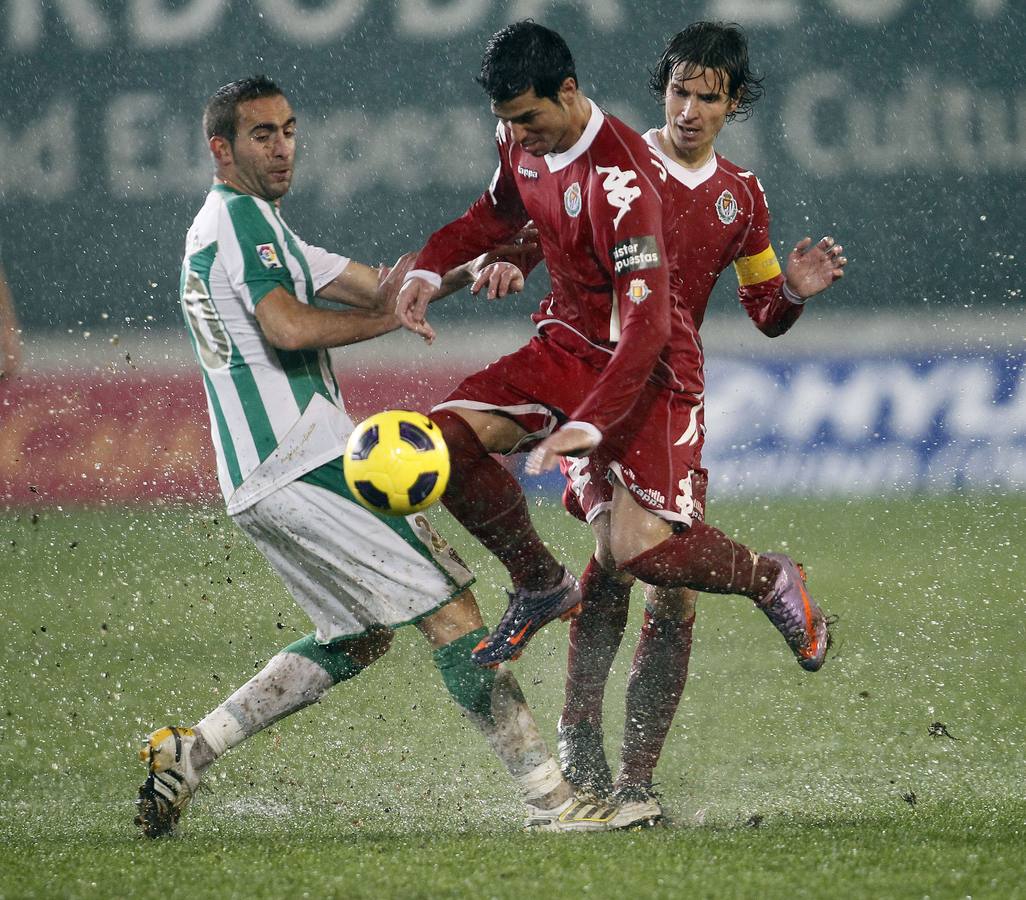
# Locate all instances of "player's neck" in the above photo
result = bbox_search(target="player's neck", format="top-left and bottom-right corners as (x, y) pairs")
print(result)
(216, 173), (251, 195)
(656, 128), (714, 170)
(554, 93), (593, 154)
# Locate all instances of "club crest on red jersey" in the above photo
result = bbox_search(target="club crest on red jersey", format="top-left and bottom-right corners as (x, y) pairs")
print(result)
(564, 182), (582, 217)
(715, 190), (738, 224)
(627, 278), (650, 304)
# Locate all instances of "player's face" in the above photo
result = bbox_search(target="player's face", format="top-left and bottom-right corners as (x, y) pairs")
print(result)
(492, 85), (575, 156)
(662, 65), (738, 166)
(221, 95), (297, 201)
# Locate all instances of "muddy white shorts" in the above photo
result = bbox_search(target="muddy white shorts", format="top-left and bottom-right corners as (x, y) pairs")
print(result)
(233, 476), (474, 642)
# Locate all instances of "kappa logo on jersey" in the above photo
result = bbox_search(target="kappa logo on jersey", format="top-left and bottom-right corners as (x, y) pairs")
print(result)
(517, 164), (539, 180)
(630, 481), (666, 507)
(256, 243), (283, 269)
(611, 235), (661, 275)
(716, 190), (739, 224)
(564, 182), (582, 217)
(627, 278), (650, 304)
(595, 166), (641, 229)
(648, 151), (667, 183)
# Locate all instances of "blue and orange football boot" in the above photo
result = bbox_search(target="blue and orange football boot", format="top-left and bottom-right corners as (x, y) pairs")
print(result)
(472, 567), (582, 668)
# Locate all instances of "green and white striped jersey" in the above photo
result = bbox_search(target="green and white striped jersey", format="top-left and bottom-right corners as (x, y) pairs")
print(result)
(180, 183), (353, 514)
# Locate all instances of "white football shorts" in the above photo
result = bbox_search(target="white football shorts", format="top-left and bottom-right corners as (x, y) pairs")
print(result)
(233, 479), (474, 642)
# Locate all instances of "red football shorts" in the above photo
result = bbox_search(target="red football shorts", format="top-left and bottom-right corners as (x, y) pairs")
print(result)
(433, 334), (707, 526)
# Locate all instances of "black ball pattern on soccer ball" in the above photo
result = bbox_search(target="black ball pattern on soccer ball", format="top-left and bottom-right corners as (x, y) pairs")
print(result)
(349, 424), (379, 461)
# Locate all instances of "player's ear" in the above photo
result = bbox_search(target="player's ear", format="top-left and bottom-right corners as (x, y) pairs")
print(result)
(557, 76), (578, 104)
(209, 135), (234, 167)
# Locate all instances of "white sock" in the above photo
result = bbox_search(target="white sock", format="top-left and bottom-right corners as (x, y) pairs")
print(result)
(469, 668), (571, 809)
(195, 652), (334, 759)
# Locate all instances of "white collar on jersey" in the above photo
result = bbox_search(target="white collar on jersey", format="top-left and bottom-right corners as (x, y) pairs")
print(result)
(544, 98), (605, 173)
(644, 129), (719, 190)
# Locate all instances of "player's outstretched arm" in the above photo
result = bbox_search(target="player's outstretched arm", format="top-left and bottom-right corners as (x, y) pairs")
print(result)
(316, 252), (418, 311)
(255, 285), (400, 351)
(394, 238), (534, 343)
(784, 235), (847, 301)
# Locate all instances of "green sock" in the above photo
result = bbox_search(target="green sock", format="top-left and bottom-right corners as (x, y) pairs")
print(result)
(432, 627), (496, 723)
(284, 633), (366, 684)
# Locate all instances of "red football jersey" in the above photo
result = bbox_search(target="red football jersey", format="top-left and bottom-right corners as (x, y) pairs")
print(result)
(413, 100), (672, 439)
(645, 128), (803, 399)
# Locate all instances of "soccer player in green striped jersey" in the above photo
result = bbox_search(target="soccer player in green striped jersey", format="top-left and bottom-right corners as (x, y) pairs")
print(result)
(136, 76), (643, 837)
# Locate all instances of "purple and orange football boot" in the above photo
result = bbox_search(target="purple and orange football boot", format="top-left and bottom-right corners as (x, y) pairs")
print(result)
(758, 553), (830, 671)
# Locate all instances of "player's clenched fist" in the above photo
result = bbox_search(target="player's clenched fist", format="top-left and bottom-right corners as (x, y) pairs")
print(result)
(396, 276), (438, 343)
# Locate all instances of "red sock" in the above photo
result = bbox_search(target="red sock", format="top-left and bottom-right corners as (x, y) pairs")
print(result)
(561, 557), (632, 728)
(430, 410), (559, 590)
(622, 521), (779, 600)
(617, 609), (695, 789)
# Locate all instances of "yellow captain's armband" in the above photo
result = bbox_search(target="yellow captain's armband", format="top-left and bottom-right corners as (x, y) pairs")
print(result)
(733, 245), (781, 286)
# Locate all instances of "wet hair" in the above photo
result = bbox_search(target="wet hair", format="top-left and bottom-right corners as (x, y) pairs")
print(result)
(477, 20), (577, 104)
(648, 22), (764, 120)
(203, 75), (285, 144)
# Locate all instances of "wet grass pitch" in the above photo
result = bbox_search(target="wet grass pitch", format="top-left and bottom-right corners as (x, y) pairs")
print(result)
(2, 495), (1024, 898)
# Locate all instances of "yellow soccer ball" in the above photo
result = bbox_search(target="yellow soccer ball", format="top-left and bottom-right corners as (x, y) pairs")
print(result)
(343, 410), (450, 516)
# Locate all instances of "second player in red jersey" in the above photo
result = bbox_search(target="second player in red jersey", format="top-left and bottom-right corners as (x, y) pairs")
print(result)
(556, 23), (848, 817)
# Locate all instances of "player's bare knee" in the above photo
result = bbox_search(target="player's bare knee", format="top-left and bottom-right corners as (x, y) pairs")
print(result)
(417, 589), (485, 649)
(609, 530), (653, 572)
(593, 542), (626, 579)
(431, 407), (523, 454)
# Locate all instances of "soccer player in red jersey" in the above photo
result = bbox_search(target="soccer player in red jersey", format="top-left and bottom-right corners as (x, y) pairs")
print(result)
(554, 22), (848, 817)
(396, 23), (839, 697)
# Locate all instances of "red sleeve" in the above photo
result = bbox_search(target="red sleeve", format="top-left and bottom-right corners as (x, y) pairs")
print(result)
(415, 127), (530, 276)
(739, 275), (803, 337)
(569, 154), (671, 437)
(734, 176), (803, 338)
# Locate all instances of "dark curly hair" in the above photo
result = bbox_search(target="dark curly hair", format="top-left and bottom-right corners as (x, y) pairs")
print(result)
(648, 22), (764, 121)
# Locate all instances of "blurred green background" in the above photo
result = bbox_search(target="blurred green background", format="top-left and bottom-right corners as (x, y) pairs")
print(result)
(3, 0), (1024, 331)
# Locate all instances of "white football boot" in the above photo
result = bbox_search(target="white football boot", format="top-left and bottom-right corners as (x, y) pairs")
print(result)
(611, 783), (664, 828)
(523, 792), (662, 832)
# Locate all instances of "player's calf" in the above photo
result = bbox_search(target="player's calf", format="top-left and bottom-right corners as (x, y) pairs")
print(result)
(136, 632), (385, 837)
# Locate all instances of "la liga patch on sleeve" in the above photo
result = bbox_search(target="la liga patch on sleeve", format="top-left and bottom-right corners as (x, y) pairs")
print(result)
(256, 243), (284, 269)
